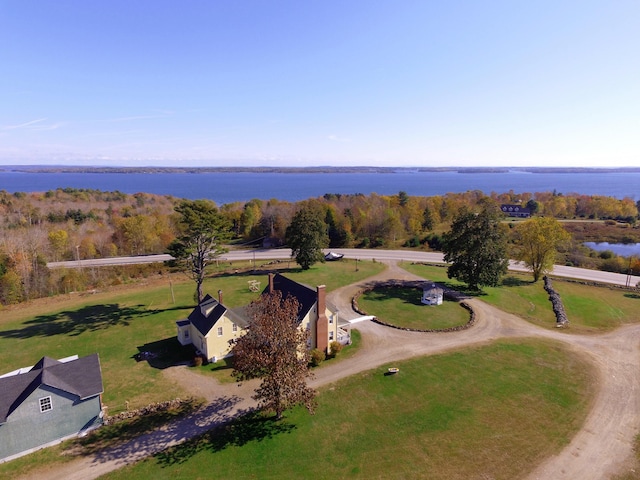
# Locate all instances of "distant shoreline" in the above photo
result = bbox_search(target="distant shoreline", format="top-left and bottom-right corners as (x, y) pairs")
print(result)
(2, 166), (640, 175)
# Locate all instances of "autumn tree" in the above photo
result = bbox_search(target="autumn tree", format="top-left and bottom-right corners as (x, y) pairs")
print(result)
(48, 229), (69, 261)
(513, 216), (571, 282)
(441, 204), (509, 290)
(285, 203), (329, 270)
(167, 200), (231, 302)
(231, 290), (316, 420)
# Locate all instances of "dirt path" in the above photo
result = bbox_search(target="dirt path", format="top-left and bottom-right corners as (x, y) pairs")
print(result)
(18, 260), (640, 480)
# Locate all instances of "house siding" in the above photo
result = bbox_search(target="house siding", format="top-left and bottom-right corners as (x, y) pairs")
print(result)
(202, 316), (244, 362)
(0, 385), (102, 462)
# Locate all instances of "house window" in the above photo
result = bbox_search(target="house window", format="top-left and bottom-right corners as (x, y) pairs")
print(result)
(39, 396), (52, 413)
(232, 324), (238, 333)
(184, 329), (190, 339)
(329, 331), (334, 341)
(329, 314), (334, 324)
(217, 326), (223, 336)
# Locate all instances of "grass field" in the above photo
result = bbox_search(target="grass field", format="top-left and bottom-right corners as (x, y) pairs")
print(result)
(357, 286), (470, 330)
(1, 257), (632, 478)
(403, 263), (640, 333)
(100, 339), (594, 480)
(0, 259), (385, 413)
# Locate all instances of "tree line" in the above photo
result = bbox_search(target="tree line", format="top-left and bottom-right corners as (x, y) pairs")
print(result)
(1, 187), (639, 305)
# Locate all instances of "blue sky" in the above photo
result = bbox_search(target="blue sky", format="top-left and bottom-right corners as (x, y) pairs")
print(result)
(1, 1), (639, 167)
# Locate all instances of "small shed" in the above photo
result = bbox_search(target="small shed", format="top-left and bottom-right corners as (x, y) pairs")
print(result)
(421, 283), (443, 306)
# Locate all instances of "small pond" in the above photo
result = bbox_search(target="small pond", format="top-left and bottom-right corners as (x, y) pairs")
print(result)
(584, 242), (640, 258)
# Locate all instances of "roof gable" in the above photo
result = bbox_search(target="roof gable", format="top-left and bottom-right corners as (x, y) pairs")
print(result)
(262, 273), (317, 321)
(0, 354), (103, 423)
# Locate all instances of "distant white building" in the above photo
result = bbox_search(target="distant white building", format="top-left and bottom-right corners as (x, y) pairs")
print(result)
(421, 283), (443, 306)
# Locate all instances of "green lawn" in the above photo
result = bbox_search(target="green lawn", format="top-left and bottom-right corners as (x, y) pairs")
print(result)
(357, 286), (470, 330)
(0, 259), (385, 414)
(100, 339), (594, 480)
(403, 263), (640, 333)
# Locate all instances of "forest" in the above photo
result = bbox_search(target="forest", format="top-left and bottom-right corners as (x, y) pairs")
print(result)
(0, 187), (638, 305)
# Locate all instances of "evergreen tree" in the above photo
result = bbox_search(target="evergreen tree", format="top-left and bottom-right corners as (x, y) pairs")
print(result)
(286, 204), (329, 270)
(167, 199), (231, 302)
(441, 205), (509, 290)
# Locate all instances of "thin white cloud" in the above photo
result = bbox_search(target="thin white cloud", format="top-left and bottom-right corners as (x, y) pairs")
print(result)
(2, 118), (48, 130)
(1, 118), (65, 131)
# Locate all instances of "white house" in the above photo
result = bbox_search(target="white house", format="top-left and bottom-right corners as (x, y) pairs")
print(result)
(421, 283), (444, 305)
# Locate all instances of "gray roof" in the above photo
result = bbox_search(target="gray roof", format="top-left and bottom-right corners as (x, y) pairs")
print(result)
(262, 273), (318, 321)
(0, 353), (103, 423)
(185, 294), (249, 336)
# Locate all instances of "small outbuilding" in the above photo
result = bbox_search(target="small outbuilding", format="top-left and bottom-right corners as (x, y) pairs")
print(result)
(421, 283), (444, 306)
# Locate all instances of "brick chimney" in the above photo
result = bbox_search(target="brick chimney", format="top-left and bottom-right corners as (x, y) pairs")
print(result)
(316, 285), (329, 354)
(217, 289), (223, 304)
(268, 273), (275, 294)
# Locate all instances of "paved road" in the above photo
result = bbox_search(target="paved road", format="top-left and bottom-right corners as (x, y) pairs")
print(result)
(47, 248), (640, 288)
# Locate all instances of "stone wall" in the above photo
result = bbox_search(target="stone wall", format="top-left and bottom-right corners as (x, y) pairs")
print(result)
(352, 280), (475, 333)
(543, 276), (569, 327)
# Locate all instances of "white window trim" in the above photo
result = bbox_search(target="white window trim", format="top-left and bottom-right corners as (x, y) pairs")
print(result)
(39, 396), (52, 413)
(217, 326), (223, 337)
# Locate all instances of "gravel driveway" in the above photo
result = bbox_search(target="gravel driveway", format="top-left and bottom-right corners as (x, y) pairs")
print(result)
(19, 261), (640, 480)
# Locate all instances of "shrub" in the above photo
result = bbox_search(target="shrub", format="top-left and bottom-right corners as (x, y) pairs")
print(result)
(193, 356), (203, 367)
(310, 348), (325, 367)
(328, 341), (343, 358)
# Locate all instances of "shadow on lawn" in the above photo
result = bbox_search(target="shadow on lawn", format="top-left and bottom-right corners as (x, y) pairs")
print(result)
(362, 284), (424, 306)
(0, 304), (187, 340)
(154, 410), (296, 466)
(501, 276), (534, 287)
(134, 337), (196, 369)
(624, 293), (640, 300)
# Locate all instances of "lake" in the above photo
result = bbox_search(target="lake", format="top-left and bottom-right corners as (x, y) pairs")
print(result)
(0, 170), (638, 205)
(584, 242), (640, 258)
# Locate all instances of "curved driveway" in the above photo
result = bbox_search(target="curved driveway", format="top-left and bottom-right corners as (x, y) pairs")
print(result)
(23, 260), (640, 480)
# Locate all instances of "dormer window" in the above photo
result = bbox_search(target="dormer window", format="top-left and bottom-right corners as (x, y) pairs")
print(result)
(39, 396), (52, 413)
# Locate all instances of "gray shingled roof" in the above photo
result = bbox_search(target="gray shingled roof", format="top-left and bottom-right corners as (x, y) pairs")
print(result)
(262, 273), (318, 322)
(0, 354), (103, 424)
(186, 294), (249, 336)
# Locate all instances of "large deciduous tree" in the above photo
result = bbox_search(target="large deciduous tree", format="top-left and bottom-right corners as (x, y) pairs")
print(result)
(441, 204), (509, 290)
(285, 204), (329, 270)
(231, 291), (316, 420)
(514, 216), (571, 282)
(167, 200), (231, 302)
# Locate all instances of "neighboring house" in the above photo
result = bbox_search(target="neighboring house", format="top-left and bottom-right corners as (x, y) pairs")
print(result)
(0, 354), (104, 463)
(500, 204), (531, 218)
(264, 273), (346, 354)
(176, 292), (249, 363)
(421, 283), (444, 306)
(177, 273), (348, 360)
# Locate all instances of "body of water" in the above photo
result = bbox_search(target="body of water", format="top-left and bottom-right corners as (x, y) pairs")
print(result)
(0, 170), (638, 205)
(584, 242), (640, 258)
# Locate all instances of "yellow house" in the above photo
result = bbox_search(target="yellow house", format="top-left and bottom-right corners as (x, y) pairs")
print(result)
(176, 273), (349, 362)
(264, 273), (345, 354)
(176, 293), (248, 363)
